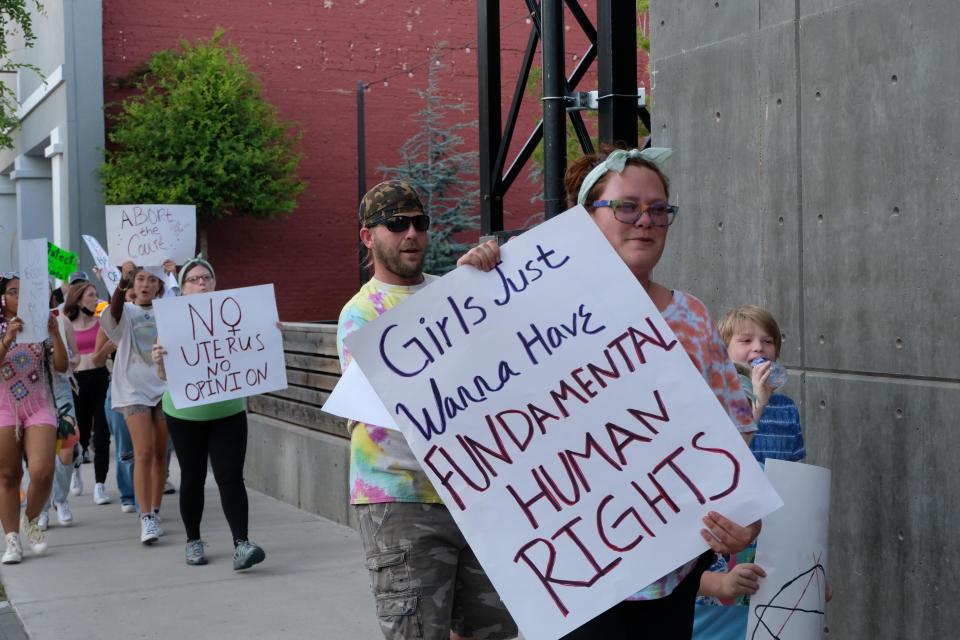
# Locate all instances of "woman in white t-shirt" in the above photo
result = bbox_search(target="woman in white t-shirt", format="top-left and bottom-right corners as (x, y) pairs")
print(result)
(100, 265), (167, 544)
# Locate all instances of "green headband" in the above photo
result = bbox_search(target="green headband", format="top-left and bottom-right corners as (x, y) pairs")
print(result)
(577, 147), (673, 206)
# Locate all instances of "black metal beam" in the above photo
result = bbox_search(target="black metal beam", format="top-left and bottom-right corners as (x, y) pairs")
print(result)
(477, 0), (503, 235)
(541, 0), (566, 219)
(492, 25), (540, 193)
(597, 0), (638, 147)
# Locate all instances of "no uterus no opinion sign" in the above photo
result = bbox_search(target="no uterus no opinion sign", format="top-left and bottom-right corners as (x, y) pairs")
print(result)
(154, 284), (287, 409)
(338, 207), (783, 640)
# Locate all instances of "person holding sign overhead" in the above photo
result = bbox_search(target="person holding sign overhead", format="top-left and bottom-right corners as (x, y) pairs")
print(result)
(100, 264), (168, 544)
(0, 273), (69, 563)
(338, 181), (518, 640)
(457, 146), (760, 640)
(151, 257), (265, 570)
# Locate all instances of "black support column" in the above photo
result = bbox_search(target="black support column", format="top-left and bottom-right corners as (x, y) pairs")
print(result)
(597, 0), (638, 147)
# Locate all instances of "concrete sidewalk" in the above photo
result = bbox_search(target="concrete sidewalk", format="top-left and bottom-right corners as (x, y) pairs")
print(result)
(0, 456), (382, 639)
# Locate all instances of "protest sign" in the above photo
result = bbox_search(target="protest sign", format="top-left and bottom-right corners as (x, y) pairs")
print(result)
(16, 239), (50, 344)
(81, 234), (122, 296)
(47, 242), (78, 281)
(748, 460), (831, 640)
(341, 207), (783, 640)
(105, 204), (197, 265)
(153, 284), (287, 409)
(324, 360), (398, 429)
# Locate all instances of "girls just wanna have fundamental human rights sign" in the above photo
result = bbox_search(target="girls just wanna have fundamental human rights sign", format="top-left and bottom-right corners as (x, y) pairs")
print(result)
(335, 207), (783, 640)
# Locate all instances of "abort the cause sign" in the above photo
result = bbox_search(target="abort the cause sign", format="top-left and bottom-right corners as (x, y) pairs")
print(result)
(105, 204), (197, 265)
(154, 284), (287, 409)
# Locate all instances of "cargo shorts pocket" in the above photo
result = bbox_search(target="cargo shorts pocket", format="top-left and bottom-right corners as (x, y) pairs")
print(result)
(366, 548), (422, 639)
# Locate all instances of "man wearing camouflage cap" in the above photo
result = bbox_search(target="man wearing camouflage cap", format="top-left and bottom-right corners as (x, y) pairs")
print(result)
(337, 180), (517, 640)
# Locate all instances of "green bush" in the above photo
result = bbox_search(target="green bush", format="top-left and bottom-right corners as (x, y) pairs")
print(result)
(101, 29), (305, 229)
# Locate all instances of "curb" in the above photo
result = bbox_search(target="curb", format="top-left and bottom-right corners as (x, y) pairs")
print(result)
(0, 602), (29, 640)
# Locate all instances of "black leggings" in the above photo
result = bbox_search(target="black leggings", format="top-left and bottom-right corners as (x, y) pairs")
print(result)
(560, 549), (716, 640)
(74, 367), (110, 483)
(165, 411), (250, 544)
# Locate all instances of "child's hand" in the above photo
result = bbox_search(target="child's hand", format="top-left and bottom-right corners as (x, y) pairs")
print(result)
(701, 511), (761, 554)
(719, 563), (766, 597)
(750, 360), (774, 408)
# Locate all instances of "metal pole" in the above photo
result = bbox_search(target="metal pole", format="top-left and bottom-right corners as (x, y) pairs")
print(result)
(477, 0), (503, 235)
(597, 0), (638, 147)
(541, 0), (566, 219)
(357, 81), (368, 284)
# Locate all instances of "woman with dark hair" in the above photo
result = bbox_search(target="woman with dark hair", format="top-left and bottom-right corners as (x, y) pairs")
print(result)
(65, 280), (113, 505)
(152, 257), (265, 570)
(0, 273), (68, 563)
(459, 146), (759, 639)
(100, 265), (167, 544)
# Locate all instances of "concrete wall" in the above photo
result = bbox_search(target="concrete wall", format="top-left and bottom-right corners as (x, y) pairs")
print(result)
(650, 1), (959, 637)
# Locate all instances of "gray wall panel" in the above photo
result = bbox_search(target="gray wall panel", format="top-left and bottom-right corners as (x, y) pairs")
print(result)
(654, 23), (802, 362)
(800, 2), (960, 378)
(649, 1), (757, 62)
(804, 374), (960, 638)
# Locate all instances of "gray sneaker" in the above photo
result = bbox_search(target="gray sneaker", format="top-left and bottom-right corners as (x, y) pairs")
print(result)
(232, 540), (265, 571)
(185, 539), (208, 566)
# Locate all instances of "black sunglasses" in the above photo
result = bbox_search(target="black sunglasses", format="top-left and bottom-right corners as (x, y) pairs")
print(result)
(370, 214), (431, 233)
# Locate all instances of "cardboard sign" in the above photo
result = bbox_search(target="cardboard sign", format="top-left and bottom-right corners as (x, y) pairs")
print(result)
(748, 460), (831, 640)
(342, 207), (783, 640)
(47, 242), (78, 281)
(153, 284), (287, 409)
(16, 239), (50, 344)
(81, 234), (122, 296)
(105, 204), (197, 265)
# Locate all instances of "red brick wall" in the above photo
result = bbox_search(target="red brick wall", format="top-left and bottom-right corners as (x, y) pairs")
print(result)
(102, 1), (649, 321)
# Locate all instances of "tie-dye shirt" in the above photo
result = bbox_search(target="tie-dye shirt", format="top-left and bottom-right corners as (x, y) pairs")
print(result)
(629, 289), (756, 601)
(337, 276), (442, 505)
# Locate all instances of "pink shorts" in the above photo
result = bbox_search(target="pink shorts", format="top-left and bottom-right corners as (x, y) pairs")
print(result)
(0, 399), (58, 429)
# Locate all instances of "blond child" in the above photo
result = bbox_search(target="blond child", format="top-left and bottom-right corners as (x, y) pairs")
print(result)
(693, 305), (805, 639)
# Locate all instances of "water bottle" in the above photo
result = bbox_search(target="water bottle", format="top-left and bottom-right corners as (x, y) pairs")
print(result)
(751, 357), (788, 389)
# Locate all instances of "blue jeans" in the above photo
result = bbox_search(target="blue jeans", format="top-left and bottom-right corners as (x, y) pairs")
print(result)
(105, 387), (136, 507)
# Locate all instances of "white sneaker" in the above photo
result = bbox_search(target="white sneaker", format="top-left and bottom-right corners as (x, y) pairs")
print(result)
(55, 501), (74, 526)
(2, 532), (23, 564)
(22, 515), (48, 555)
(70, 466), (83, 496)
(120, 502), (136, 513)
(38, 509), (49, 531)
(93, 483), (112, 505)
(140, 514), (160, 545)
(153, 513), (165, 537)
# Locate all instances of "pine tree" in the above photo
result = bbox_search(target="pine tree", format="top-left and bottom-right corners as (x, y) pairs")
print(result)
(378, 55), (479, 274)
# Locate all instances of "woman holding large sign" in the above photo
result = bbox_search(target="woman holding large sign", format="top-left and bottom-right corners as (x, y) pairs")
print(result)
(459, 147), (760, 639)
(0, 273), (69, 563)
(151, 257), (265, 571)
(101, 266), (168, 544)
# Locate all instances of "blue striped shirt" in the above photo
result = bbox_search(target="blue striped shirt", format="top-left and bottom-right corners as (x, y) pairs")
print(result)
(749, 393), (805, 463)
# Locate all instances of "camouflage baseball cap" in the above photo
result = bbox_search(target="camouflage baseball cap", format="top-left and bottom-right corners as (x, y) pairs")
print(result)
(359, 180), (425, 227)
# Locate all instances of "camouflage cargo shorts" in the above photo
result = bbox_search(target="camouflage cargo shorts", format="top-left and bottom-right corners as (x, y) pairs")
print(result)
(356, 502), (518, 640)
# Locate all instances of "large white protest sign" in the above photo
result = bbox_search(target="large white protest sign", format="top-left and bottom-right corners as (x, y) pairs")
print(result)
(153, 284), (287, 409)
(16, 239), (50, 344)
(105, 204), (197, 265)
(747, 460), (831, 640)
(341, 207), (783, 640)
(82, 234), (122, 296)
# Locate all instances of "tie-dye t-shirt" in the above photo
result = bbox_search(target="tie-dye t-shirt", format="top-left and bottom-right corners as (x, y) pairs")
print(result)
(337, 276), (442, 505)
(628, 289), (757, 601)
